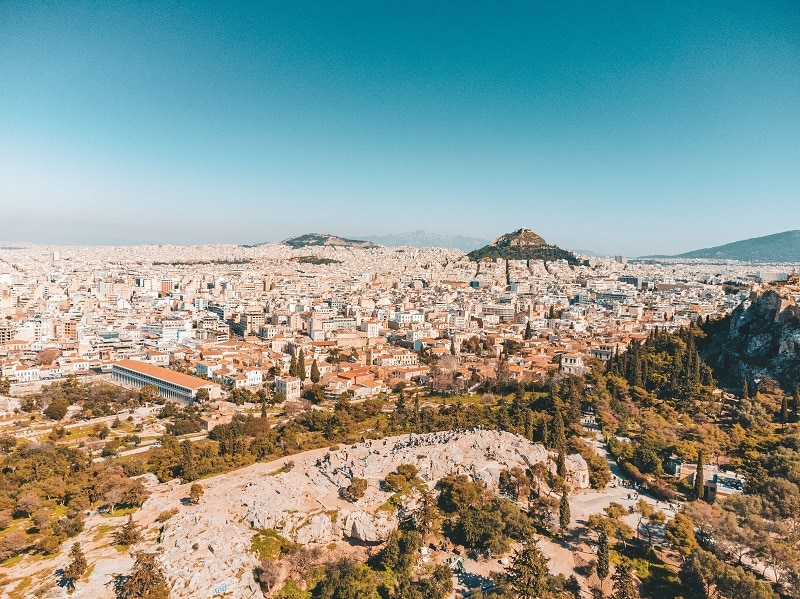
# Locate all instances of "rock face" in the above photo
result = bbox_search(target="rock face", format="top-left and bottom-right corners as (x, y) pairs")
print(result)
(702, 289), (800, 391)
(139, 430), (589, 599)
(342, 511), (397, 543)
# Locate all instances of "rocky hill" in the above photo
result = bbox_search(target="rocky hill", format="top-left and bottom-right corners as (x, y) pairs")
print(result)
(0, 430), (589, 599)
(672, 230), (800, 262)
(361, 230), (490, 252)
(701, 289), (800, 391)
(467, 228), (579, 264)
(281, 233), (378, 249)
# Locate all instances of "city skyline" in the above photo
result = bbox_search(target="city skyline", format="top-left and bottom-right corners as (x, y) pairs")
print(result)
(2, 2), (798, 255)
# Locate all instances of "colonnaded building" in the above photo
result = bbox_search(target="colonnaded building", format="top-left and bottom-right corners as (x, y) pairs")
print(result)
(112, 359), (222, 403)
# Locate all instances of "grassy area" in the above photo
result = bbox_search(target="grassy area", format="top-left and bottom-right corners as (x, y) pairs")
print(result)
(251, 528), (299, 560)
(7, 576), (32, 599)
(101, 506), (138, 518)
(91, 524), (117, 541)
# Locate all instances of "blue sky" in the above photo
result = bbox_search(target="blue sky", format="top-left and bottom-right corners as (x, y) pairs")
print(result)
(1, 1), (798, 255)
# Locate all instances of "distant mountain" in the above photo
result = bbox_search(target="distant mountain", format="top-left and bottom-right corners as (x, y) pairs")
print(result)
(279, 233), (378, 249)
(659, 230), (800, 262)
(571, 249), (610, 258)
(361, 230), (490, 251)
(467, 228), (580, 264)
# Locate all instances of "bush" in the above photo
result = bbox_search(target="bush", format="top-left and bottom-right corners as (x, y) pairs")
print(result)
(343, 477), (368, 501)
(156, 508), (179, 523)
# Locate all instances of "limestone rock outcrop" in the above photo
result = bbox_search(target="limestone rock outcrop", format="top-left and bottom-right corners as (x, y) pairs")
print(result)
(702, 289), (800, 391)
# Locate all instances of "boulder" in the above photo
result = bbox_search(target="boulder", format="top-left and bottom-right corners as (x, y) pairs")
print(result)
(342, 510), (397, 543)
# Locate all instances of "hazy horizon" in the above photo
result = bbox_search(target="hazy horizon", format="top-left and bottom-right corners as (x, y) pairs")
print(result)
(2, 2), (798, 255)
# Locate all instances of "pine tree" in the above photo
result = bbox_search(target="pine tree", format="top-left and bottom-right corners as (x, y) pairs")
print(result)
(297, 348), (306, 382)
(611, 563), (639, 599)
(694, 450), (705, 501)
(117, 551), (170, 599)
(63, 542), (87, 588)
(559, 486), (571, 532)
(115, 514), (142, 547)
(506, 543), (549, 599)
(310, 359), (320, 383)
(597, 529), (610, 589)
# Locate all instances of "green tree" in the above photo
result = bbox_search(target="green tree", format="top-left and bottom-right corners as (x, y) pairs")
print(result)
(114, 515), (142, 547)
(314, 559), (379, 599)
(695, 450), (705, 501)
(611, 563), (639, 599)
(297, 349), (306, 382)
(560, 487), (571, 532)
(781, 394), (789, 425)
(0, 376), (10, 395)
(310, 359), (321, 384)
(179, 441), (197, 482)
(62, 542), (87, 588)
(665, 512), (698, 562)
(505, 543), (549, 599)
(44, 397), (69, 420)
(524, 321), (532, 341)
(495, 352), (510, 387)
(195, 388), (210, 404)
(139, 384), (160, 404)
(289, 353), (298, 377)
(116, 551), (170, 599)
(597, 529), (610, 588)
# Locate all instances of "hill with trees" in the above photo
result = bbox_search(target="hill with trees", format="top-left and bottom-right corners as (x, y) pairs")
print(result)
(280, 233), (378, 249)
(467, 228), (580, 264)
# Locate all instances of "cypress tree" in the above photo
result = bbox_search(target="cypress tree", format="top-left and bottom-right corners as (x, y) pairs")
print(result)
(289, 353), (298, 377)
(180, 440), (197, 482)
(559, 486), (571, 532)
(781, 395), (789, 425)
(694, 450), (705, 501)
(524, 321), (532, 340)
(597, 529), (610, 588)
(557, 451), (567, 478)
(310, 359), (320, 383)
(551, 404), (566, 454)
(742, 378), (749, 399)
(297, 348), (306, 381)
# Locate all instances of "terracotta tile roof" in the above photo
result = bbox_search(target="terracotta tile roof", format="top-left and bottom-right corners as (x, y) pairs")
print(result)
(114, 359), (217, 391)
